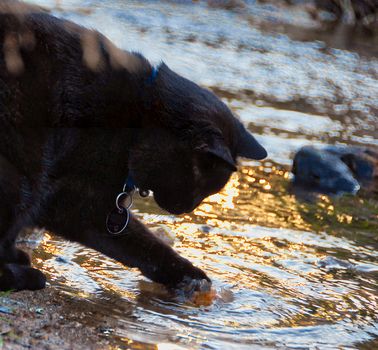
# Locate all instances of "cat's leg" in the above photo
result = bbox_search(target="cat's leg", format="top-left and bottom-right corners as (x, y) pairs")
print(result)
(0, 263), (46, 291)
(0, 158), (45, 290)
(0, 194), (49, 291)
(0, 131), (81, 291)
(0, 157), (26, 263)
(0, 171), (31, 266)
(0, 212), (47, 291)
(63, 214), (210, 290)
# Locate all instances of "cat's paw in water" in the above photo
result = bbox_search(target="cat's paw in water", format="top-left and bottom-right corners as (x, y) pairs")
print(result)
(174, 277), (216, 306)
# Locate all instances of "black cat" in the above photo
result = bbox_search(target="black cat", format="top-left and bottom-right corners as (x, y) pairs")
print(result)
(0, 2), (267, 292)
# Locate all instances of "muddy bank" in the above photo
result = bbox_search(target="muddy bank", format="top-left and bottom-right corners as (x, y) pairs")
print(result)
(1, 289), (123, 350)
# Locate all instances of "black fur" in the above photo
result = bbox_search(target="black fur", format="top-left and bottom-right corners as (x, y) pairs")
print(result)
(0, 2), (266, 292)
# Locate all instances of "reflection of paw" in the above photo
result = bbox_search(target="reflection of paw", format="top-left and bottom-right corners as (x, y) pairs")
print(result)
(0, 264), (46, 291)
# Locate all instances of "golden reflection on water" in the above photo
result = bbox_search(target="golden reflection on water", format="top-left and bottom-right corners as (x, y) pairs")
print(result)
(191, 163), (312, 232)
(191, 163), (378, 240)
(30, 163), (378, 348)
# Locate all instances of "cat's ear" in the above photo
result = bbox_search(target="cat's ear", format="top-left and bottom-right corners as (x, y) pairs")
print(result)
(236, 121), (267, 160)
(195, 141), (237, 171)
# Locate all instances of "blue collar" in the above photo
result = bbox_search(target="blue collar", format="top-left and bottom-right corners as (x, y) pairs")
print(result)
(146, 66), (159, 85)
(123, 176), (136, 194)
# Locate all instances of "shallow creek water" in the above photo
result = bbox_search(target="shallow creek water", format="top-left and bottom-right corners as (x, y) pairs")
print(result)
(22, 1), (378, 349)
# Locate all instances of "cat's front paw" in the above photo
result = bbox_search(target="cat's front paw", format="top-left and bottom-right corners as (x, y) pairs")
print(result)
(176, 260), (211, 286)
(176, 276), (211, 294)
(174, 276), (215, 305)
(172, 262), (212, 297)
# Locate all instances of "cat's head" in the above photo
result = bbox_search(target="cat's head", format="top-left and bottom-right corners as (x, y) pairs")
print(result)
(129, 64), (267, 214)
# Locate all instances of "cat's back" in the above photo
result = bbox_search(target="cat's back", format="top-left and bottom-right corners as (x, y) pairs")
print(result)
(0, 2), (145, 174)
(0, 2), (83, 128)
(0, 2), (84, 172)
